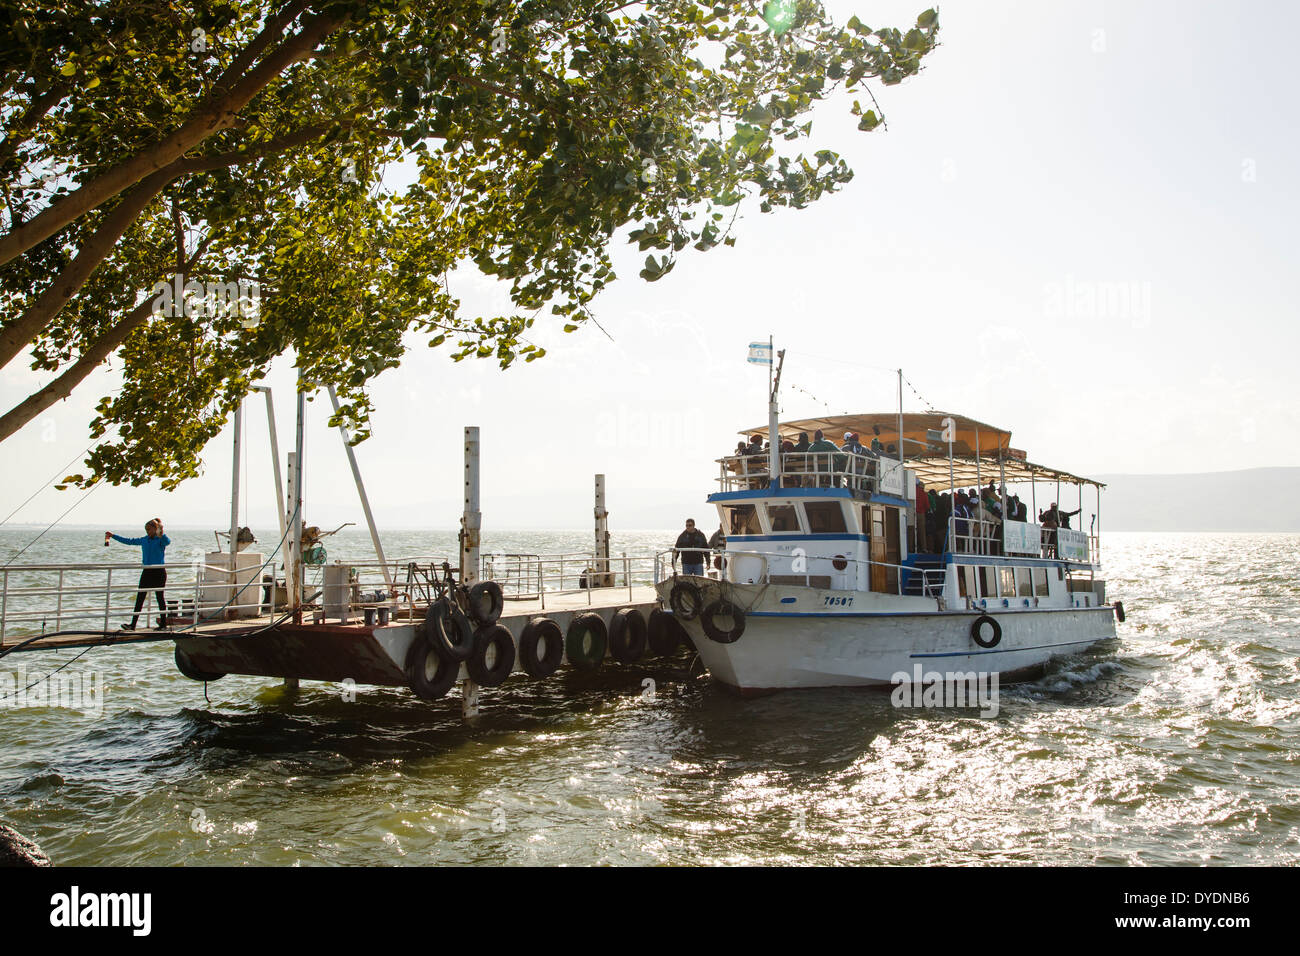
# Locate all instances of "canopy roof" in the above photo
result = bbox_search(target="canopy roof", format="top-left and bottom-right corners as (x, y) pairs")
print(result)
(739, 411), (1103, 488)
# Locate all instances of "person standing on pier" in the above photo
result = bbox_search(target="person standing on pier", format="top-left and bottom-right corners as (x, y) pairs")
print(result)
(674, 519), (709, 577)
(106, 518), (170, 630)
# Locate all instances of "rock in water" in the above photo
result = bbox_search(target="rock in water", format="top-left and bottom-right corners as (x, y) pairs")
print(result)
(0, 823), (52, 866)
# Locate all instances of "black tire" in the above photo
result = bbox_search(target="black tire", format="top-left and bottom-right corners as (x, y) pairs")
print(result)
(971, 613), (1002, 649)
(565, 612), (608, 670)
(518, 617), (564, 678)
(466, 624), (516, 687)
(608, 608), (648, 664)
(467, 581), (504, 626)
(426, 598), (475, 663)
(647, 607), (684, 657)
(1114, 600), (1126, 623)
(405, 632), (460, 700)
(669, 580), (703, 620)
(700, 599), (745, 644)
(174, 645), (224, 682)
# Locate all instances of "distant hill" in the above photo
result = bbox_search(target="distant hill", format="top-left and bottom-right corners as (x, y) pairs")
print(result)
(1096, 467), (1300, 531)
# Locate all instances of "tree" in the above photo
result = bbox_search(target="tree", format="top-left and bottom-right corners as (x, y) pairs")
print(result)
(0, 0), (939, 488)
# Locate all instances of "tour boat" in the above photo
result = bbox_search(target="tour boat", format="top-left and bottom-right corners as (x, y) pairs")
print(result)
(653, 358), (1121, 695)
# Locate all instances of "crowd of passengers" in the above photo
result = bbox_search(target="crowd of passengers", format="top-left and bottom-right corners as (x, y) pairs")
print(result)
(925, 482), (1080, 556)
(730, 428), (897, 488)
(727, 430), (1083, 556)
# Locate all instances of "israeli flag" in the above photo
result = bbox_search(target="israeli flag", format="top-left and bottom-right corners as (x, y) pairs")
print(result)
(747, 341), (773, 365)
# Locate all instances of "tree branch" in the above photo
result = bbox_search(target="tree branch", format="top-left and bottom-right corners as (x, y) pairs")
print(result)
(0, 235), (215, 442)
(0, 10), (346, 267)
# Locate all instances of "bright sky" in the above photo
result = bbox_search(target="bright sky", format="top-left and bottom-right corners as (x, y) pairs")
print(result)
(2, 0), (1295, 534)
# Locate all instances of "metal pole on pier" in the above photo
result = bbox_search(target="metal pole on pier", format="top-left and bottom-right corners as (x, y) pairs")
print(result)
(594, 475), (610, 587)
(327, 386), (392, 591)
(461, 426), (482, 719)
(288, 382), (305, 624)
(256, 386), (286, 543)
(228, 399), (243, 615)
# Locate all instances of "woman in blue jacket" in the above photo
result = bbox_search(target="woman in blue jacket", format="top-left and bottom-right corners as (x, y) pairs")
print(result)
(106, 518), (170, 630)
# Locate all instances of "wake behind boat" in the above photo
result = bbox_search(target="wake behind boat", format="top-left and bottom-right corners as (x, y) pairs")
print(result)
(652, 354), (1121, 694)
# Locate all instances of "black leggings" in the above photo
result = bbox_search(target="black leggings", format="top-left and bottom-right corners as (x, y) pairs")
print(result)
(131, 567), (167, 628)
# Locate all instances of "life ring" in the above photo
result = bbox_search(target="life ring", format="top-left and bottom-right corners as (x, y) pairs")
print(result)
(565, 612), (608, 670)
(647, 607), (684, 657)
(518, 617), (564, 678)
(427, 597), (474, 663)
(405, 632), (460, 700)
(466, 581), (504, 626)
(1114, 600), (1126, 623)
(466, 623), (516, 687)
(608, 608), (648, 663)
(971, 614), (1002, 649)
(700, 599), (745, 644)
(174, 645), (224, 682)
(669, 580), (703, 620)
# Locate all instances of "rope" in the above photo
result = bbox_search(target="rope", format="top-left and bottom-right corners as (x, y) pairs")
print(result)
(2, 481), (102, 568)
(0, 443), (95, 528)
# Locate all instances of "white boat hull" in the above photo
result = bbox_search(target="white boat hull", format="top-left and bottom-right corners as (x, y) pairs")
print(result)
(658, 579), (1117, 693)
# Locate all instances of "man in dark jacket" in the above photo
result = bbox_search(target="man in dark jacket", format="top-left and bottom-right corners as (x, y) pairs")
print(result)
(674, 519), (709, 576)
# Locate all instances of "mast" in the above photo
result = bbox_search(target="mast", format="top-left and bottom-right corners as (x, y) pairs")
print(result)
(228, 398), (242, 587)
(768, 342), (785, 488)
(897, 369), (904, 473)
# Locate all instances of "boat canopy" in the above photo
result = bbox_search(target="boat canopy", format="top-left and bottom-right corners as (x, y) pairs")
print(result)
(740, 411), (1103, 489)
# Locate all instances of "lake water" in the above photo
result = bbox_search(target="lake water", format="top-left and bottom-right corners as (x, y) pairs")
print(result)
(1, 528), (1297, 865)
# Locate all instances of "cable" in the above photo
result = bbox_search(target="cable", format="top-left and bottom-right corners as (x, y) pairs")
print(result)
(2, 481), (103, 568)
(0, 443), (96, 528)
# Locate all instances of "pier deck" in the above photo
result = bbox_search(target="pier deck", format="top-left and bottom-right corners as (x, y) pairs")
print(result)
(1, 585), (661, 657)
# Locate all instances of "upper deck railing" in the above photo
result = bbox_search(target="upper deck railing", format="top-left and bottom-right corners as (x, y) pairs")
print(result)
(717, 450), (906, 498)
(942, 516), (1099, 563)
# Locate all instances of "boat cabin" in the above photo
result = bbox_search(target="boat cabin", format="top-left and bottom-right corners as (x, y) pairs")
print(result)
(708, 412), (1105, 606)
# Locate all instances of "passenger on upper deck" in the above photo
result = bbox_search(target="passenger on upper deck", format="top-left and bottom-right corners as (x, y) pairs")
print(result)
(1040, 502), (1079, 529)
(806, 429), (840, 488)
(869, 426), (885, 455)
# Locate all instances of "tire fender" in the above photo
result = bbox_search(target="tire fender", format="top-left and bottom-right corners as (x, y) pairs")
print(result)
(971, 613), (1002, 649)
(565, 612), (608, 670)
(518, 617), (564, 678)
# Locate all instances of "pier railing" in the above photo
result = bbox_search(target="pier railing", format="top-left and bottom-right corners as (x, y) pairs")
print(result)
(0, 558), (279, 644)
(0, 551), (664, 643)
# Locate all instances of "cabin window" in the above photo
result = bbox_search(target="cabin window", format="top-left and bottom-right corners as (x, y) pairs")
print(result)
(1033, 567), (1049, 596)
(960, 566), (976, 598)
(767, 504), (800, 533)
(980, 566), (998, 598)
(999, 567), (1016, 597)
(722, 504), (760, 536)
(1016, 567), (1033, 597)
(805, 501), (847, 534)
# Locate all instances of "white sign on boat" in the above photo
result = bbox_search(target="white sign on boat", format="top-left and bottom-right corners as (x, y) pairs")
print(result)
(1057, 528), (1089, 561)
(1003, 520), (1042, 555)
(878, 457), (905, 496)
